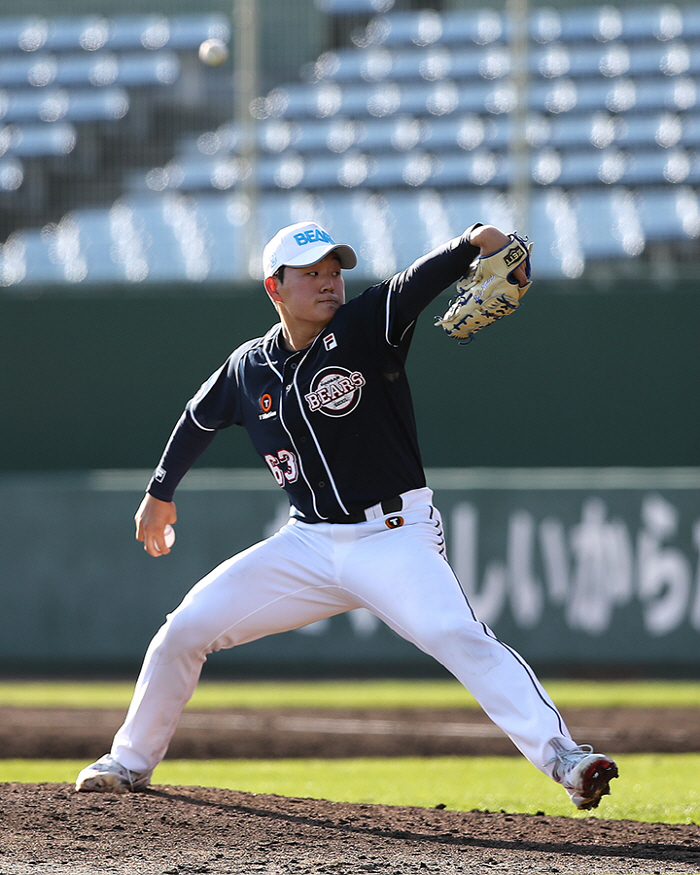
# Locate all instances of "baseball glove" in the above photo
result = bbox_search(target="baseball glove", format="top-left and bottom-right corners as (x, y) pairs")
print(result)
(435, 232), (533, 342)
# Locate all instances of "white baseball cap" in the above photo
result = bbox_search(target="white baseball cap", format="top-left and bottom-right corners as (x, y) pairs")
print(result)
(262, 221), (357, 279)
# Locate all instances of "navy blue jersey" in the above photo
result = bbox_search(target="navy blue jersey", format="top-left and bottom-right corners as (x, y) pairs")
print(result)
(147, 228), (480, 521)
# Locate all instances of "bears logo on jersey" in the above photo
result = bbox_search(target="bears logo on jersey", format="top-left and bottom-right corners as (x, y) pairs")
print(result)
(304, 367), (366, 417)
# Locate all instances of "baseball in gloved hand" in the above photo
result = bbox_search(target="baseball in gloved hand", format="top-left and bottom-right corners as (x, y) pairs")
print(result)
(435, 232), (533, 342)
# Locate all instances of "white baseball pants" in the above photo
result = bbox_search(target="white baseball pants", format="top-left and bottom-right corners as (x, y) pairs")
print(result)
(112, 488), (574, 777)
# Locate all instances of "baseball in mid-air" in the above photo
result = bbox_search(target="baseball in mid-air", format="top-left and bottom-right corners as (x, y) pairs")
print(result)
(198, 38), (229, 67)
(163, 524), (176, 548)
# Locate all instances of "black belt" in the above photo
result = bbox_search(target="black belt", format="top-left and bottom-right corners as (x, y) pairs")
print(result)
(327, 496), (403, 524)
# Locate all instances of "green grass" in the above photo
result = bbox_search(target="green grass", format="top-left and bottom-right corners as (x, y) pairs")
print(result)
(2, 679), (698, 826)
(3, 753), (698, 825)
(0, 678), (698, 710)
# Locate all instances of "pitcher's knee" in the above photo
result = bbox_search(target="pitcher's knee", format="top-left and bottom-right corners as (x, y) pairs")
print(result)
(148, 609), (215, 664)
(420, 616), (505, 668)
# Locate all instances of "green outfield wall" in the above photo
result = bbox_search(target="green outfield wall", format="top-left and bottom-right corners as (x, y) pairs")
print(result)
(2, 281), (700, 472)
(1, 468), (699, 677)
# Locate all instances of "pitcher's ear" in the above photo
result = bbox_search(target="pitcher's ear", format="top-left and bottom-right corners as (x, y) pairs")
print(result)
(264, 276), (281, 301)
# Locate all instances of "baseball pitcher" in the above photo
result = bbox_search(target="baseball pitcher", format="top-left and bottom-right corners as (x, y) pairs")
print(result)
(76, 221), (618, 811)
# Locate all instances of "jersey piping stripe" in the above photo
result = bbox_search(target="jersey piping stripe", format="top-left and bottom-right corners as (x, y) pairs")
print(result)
(384, 279), (416, 348)
(290, 334), (349, 519)
(436, 510), (569, 740)
(267, 338), (325, 521)
(384, 283), (395, 347)
(428, 504), (447, 558)
(261, 326), (339, 520)
(262, 327), (284, 381)
(188, 408), (217, 432)
(278, 361), (323, 520)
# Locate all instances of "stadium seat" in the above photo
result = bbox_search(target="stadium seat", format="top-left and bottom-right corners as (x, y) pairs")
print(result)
(330, 189), (401, 277)
(103, 15), (171, 52)
(614, 112), (679, 148)
(1, 122), (76, 158)
(43, 16), (111, 53)
(441, 189), (514, 235)
(0, 228), (63, 284)
(547, 112), (616, 149)
(281, 117), (358, 153)
(111, 51), (180, 87)
(620, 147), (691, 185)
(63, 88), (131, 122)
(439, 9), (504, 47)
(627, 42), (686, 77)
(678, 111), (700, 146)
(530, 188), (585, 278)
(619, 6), (684, 42)
(191, 192), (244, 280)
(430, 150), (506, 188)
(382, 188), (456, 267)
(546, 147), (628, 186)
(47, 51), (180, 88)
(633, 76), (698, 112)
(537, 42), (628, 79)
(552, 7), (623, 44)
(123, 196), (195, 281)
(53, 53), (118, 87)
(67, 208), (126, 282)
(0, 156), (23, 191)
(0, 88), (129, 123)
(636, 185), (700, 240)
(166, 14), (230, 49)
(0, 18), (46, 53)
(354, 114), (425, 150)
(311, 47), (392, 83)
(362, 10), (445, 48)
(680, 6), (700, 40)
(315, 0), (395, 13)
(0, 54), (59, 88)
(422, 114), (487, 151)
(573, 188), (645, 258)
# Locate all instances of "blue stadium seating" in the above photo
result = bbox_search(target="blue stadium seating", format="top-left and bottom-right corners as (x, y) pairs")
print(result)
(0, 51), (181, 90)
(315, 0), (395, 13)
(679, 112), (700, 147)
(163, 14), (231, 50)
(0, 88), (130, 124)
(2, 4), (700, 286)
(682, 7), (700, 41)
(0, 13), (230, 54)
(1, 122), (77, 158)
(0, 227), (64, 284)
(0, 157), (24, 192)
(574, 188), (645, 259)
(636, 186), (700, 240)
(42, 16), (111, 52)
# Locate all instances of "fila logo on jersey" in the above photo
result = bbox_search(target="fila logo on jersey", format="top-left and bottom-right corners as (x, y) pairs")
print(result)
(305, 367), (365, 417)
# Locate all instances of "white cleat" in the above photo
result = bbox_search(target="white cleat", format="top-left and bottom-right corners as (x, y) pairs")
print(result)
(75, 754), (152, 793)
(547, 743), (619, 810)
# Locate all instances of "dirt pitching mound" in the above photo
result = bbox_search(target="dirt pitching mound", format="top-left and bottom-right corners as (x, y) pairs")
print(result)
(2, 706), (699, 874)
(2, 782), (700, 875)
